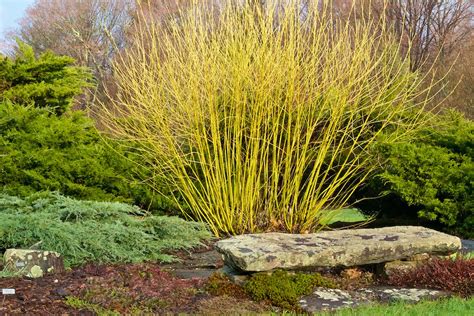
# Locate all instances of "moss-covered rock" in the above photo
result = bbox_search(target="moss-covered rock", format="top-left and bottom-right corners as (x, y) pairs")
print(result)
(3, 249), (64, 278)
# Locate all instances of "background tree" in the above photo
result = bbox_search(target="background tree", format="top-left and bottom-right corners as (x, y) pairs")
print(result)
(377, 0), (472, 72)
(14, 0), (133, 78)
(332, 0), (473, 117)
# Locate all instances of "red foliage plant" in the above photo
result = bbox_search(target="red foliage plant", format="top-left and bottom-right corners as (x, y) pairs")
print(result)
(387, 257), (474, 297)
(75, 263), (206, 314)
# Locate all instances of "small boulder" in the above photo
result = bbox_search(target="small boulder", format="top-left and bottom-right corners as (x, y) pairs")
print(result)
(215, 226), (461, 272)
(384, 260), (423, 276)
(299, 287), (450, 312)
(3, 249), (64, 278)
(384, 253), (430, 276)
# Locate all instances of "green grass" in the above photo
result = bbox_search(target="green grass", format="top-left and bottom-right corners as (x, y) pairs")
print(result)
(316, 297), (474, 316)
(321, 208), (371, 226)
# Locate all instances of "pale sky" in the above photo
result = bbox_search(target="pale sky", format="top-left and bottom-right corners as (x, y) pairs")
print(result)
(0, 0), (35, 36)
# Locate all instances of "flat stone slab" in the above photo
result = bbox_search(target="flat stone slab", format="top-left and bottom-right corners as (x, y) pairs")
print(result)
(215, 226), (461, 272)
(299, 287), (449, 312)
(3, 249), (64, 278)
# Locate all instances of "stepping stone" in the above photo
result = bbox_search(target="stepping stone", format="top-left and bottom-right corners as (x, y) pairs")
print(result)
(358, 287), (449, 303)
(3, 249), (64, 278)
(299, 288), (371, 311)
(461, 239), (474, 252)
(166, 268), (216, 280)
(215, 226), (461, 272)
(299, 286), (449, 313)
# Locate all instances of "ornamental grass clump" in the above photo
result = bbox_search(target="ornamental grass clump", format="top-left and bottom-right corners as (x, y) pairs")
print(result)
(101, 0), (438, 236)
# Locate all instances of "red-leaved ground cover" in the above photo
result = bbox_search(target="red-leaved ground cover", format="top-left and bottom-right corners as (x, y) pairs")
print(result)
(387, 257), (474, 297)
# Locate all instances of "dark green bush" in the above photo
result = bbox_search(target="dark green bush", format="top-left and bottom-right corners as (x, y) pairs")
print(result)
(373, 111), (473, 237)
(0, 192), (211, 267)
(0, 102), (175, 212)
(244, 270), (336, 310)
(0, 42), (177, 212)
(0, 41), (92, 115)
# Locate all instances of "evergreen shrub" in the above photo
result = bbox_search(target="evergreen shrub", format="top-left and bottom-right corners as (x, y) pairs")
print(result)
(375, 111), (473, 237)
(0, 103), (174, 212)
(0, 41), (91, 115)
(0, 192), (211, 267)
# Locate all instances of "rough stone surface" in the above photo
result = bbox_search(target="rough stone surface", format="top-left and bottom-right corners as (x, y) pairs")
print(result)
(3, 249), (64, 278)
(215, 226), (461, 272)
(167, 268), (216, 280)
(384, 260), (422, 276)
(161, 248), (224, 280)
(220, 265), (251, 285)
(299, 287), (449, 312)
(384, 253), (431, 276)
(461, 239), (474, 252)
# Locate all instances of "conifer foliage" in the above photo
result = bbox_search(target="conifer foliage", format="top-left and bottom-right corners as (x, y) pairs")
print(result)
(0, 43), (172, 212)
(0, 42), (91, 115)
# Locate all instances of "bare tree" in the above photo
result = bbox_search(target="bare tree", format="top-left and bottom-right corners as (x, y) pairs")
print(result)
(371, 0), (473, 71)
(12, 0), (134, 81)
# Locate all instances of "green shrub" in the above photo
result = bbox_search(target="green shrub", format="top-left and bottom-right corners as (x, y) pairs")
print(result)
(0, 102), (176, 212)
(244, 270), (336, 310)
(0, 192), (211, 267)
(0, 41), (91, 115)
(375, 111), (473, 237)
(0, 42), (177, 213)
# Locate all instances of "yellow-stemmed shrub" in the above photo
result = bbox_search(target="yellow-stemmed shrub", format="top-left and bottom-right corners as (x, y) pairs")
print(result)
(101, 0), (437, 236)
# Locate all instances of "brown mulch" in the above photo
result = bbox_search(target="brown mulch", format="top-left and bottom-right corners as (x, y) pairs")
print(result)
(1, 264), (106, 315)
(0, 244), (262, 315)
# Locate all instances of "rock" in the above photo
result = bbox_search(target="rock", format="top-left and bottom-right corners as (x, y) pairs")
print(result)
(299, 286), (449, 312)
(220, 265), (251, 285)
(299, 288), (370, 312)
(215, 226), (461, 272)
(384, 253), (430, 276)
(3, 249), (64, 278)
(461, 239), (474, 252)
(52, 287), (69, 298)
(167, 268), (216, 280)
(366, 287), (449, 303)
(384, 260), (422, 276)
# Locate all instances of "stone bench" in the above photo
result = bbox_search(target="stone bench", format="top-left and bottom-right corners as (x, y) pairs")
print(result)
(215, 226), (461, 272)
